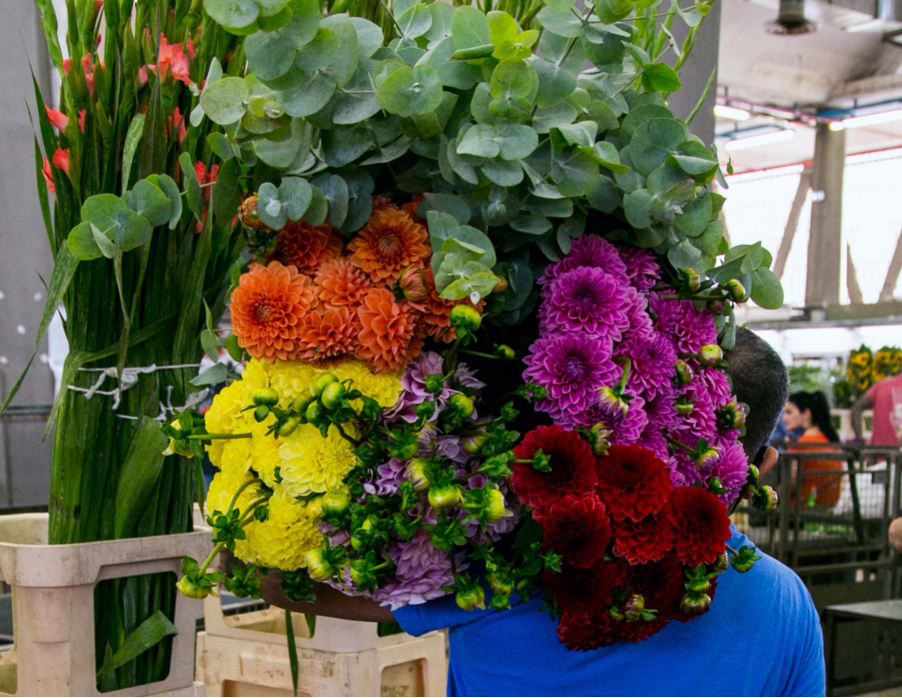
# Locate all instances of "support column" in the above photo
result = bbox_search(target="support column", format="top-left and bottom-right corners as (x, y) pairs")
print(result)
(0, 0), (55, 506)
(805, 123), (846, 307)
(665, 0), (722, 145)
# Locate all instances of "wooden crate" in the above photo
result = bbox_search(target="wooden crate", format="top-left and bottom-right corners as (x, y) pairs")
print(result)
(196, 630), (446, 697)
(0, 513), (211, 696)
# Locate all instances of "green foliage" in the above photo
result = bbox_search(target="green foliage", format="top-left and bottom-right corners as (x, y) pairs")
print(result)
(197, 0), (779, 322)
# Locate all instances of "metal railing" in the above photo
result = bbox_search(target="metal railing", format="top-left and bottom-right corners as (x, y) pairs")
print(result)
(733, 444), (902, 602)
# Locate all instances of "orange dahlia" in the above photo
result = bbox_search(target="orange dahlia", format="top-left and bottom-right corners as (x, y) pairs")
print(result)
(356, 288), (420, 373)
(347, 208), (430, 284)
(230, 262), (316, 362)
(313, 258), (373, 310)
(296, 306), (359, 364)
(401, 193), (426, 225)
(419, 268), (486, 344)
(267, 221), (343, 275)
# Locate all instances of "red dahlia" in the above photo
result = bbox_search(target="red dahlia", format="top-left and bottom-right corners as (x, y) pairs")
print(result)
(670, 487), (731, 567)
(626, 552), (684, 616)
(510, 425), (597, 508)
(596, 445), (672, 523)
(543, 560), (623, 614)
(534, 494), (612, 569)
(614, 613), (671, 644)
(612, 507), (675, 565)
(557, 610), (617, 651)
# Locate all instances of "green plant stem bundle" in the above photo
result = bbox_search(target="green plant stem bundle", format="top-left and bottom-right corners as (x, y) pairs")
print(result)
(10, 0), (248, 690)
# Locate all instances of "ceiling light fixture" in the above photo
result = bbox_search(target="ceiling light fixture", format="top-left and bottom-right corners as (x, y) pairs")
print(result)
(765, 0), (816, 35)
(830, 108), (902, 131)
(714, 105), (751, 121)
(724, 129), (795, 151)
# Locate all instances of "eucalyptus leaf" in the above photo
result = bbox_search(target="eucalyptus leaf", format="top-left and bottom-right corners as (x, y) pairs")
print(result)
(200, 77), (249, 125)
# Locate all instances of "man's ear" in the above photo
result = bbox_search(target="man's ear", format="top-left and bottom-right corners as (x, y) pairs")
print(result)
(758, 446), (778, 478)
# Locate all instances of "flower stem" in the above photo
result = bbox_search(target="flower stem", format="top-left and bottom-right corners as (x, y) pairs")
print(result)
(666, 436), (694, 454)
(725, 544), (739, 556)
(227, 478), (263, 516)
(459, 349), (501, 360)
(335, 422), (362, 448)
(190, 432), (253, 440)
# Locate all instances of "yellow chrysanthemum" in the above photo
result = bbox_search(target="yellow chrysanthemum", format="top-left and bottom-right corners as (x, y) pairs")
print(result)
(242, 489), (324, 571)
(218, 436), (254, 480)
(263, 360), (321, 407)
(249, 417), (282, 488)
(332, 359), (403, 408)
(205, 360), (268, 464)
(277, 423), (358, 498)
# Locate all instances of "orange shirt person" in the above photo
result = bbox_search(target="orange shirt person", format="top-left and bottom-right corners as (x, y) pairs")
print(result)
(784, 391), (843, 506)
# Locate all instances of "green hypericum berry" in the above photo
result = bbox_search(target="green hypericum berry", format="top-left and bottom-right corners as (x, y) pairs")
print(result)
(405, 458), (432, 491)
(252, 387), (279, 407)
(622, 593), (645, 622)
(305, 401), (323, 424)
(680, 592), (711, 616)
(727, 278), (749, 303)
(428, 484), (462, 510)
(484, 489), (511, 524)
(394, 439), (419, 461)
(320, 381), (346, 410)
(674, 360), (694, 385)
(313, 372), (339, 396)
(497, 344), (515, 359)
(291, 392), (315, 414)
(305, 549), (335, 581)
(462, 434), (488, 455)
(253, 405), (270, 422)
(321, 491), (350, 517)
(449, 304), (481, 331)
(455, 585), (486, 611)
(698, 344), (724, 368)
(449, 393), (475, 419)
(680, 267), (701, 292)
(277, 416), (300, 438)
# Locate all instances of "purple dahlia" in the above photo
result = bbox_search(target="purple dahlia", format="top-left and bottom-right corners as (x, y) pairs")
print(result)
(523, 332), (620, 424)
(541, 235), (630, 286)
(617, 332), (678, 401)
(540, 267), (632, 342)
(616, 244), (661, 291)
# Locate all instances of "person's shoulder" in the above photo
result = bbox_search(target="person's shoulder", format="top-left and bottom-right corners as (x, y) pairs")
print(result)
(726, 531), (817, 622)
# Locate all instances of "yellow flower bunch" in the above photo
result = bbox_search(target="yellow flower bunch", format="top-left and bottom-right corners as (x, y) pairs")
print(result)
(204, 357), (403, 571)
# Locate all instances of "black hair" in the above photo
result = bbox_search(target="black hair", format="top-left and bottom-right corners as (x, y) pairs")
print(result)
(724, 327), (789, 459)
(787, 390), (840, 443)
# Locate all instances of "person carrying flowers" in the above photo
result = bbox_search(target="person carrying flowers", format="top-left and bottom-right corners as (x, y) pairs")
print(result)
(252, 317), (825, 696)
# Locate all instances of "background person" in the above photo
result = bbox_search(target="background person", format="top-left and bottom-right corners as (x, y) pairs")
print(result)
(784, 391), (844, 507)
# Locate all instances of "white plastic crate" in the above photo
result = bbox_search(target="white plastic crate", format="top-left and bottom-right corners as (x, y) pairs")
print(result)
(0, 513), (211, 696)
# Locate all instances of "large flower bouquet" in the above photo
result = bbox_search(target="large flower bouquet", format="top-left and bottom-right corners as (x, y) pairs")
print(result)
(131, 0), (787, 659)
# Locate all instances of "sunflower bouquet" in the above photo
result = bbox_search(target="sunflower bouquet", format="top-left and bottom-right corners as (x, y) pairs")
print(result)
(103, 0), (781, 656)
(837, 344), (902, 404)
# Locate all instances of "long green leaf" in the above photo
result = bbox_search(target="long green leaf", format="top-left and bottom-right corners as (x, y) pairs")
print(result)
(98, 609), (177, 674)
(0, 247), (78, 414)
(120, 113), (146, 195)
(32, 134), (55, 252)
(114, 416), (168, 538)
(285, 610), (299, 697)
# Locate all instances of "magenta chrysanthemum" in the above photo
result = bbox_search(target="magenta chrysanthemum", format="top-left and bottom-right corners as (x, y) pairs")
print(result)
(616, 245), (660, 291)
(617, 333), (677, 401)
(540, 267), (631, 342)
(696, 367), (733, 406)
(576, 396), (649, 445)
(542, 235), (629, 286)
(674, 300), (718, 354)
(622, 287), (655, 342)
(523, 332), (621, 423)
(709, 439), (750, 505)
(649, 292), (681, 337)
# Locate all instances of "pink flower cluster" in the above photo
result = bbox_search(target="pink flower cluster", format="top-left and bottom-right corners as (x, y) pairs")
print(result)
(524, 236), (749, 503)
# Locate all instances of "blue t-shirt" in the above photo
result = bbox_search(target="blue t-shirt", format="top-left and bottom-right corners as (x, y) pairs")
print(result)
(394, 528), (825, 697)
